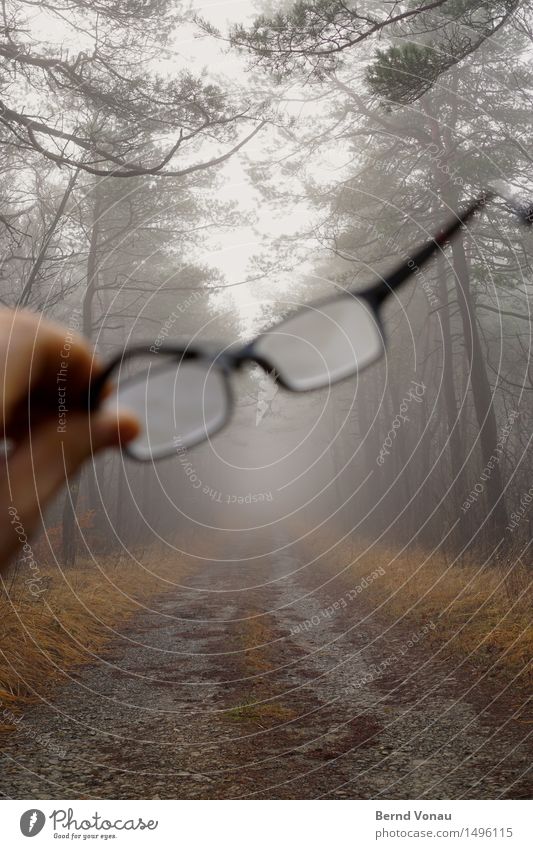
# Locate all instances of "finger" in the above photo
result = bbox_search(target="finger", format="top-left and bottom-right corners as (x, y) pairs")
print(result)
(0, 308), (100, 427)
(0, 409), (139, 555)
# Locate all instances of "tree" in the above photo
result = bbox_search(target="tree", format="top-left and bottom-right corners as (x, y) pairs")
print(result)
(0, 0), (264, 177)
(230, 0), (520, 85)
(228, 0), (533, 550)
(0, 2), (270, 565)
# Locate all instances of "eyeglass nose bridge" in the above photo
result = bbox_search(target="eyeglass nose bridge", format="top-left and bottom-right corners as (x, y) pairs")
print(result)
(228, 293), (387, 394)
(211, 342), (285, 386)
(227, 340), (312, 392)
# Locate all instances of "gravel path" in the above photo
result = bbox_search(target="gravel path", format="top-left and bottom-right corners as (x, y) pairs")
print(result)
(0, 537), (530, 799)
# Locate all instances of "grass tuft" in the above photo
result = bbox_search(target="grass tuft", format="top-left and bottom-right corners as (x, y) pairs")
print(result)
(0, 549), (191, 731)
(305, 530), (532, 679)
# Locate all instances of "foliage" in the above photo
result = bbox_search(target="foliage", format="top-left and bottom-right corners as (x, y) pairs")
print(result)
(232, 0), (521, 86)
(367, 44), (448, 104)
(0, 0), (262, 176)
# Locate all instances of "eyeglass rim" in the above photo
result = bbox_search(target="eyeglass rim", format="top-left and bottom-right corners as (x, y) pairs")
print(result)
(92, 290), (385, 403)
(92, 292), (385, 461)
(102, 351), (235, 461)
(91, 188), (531, 458)
(95, 190), (508, 406)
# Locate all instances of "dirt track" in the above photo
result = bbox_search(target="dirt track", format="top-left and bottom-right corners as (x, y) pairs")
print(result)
(0, 535), (530, 799)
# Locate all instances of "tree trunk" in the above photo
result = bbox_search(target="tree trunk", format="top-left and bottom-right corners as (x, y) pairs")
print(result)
(436, 253), (471, 545)
(19, 170), (79, 307)
(450, 229), (509, 533)
(357, 376), (383, 536)
(82, 187), (102, 339)
(428, 75), (508, 537)
(61, 186), (101, 566)
(62, 475), (81, 567)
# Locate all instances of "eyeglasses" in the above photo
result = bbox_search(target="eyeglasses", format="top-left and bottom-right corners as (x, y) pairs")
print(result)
(92, 189), (532, 461)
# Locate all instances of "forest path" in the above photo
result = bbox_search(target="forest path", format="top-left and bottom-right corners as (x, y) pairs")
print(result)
(0, 535), (530, 799)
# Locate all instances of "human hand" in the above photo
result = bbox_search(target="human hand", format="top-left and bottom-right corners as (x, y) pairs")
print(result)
(0, 309), (139, 572)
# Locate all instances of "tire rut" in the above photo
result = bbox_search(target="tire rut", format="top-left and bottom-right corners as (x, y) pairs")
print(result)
(0, 541), (530, 799)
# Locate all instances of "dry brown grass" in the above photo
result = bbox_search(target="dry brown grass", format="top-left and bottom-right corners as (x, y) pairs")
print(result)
(225, 698), (297, 725)
(238, 613), (279, 675)
(226, 610), (298, 726)
(303, 529), (532, 678)
(0, 549), (191, 730)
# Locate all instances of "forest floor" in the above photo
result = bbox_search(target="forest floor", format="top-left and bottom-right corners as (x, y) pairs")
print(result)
(0, 531), (531, 799)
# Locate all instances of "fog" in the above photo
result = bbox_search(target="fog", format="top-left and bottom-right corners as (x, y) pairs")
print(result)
(1, 0), (532, 803)
(0, 3), (526, 578)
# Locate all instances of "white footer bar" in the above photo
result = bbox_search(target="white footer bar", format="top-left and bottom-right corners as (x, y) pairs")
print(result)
(2, 799), (530, 848)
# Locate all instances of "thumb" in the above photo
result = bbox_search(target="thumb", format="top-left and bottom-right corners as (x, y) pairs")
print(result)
(85, 408), (140, 464)
(1, 410), (139, 550)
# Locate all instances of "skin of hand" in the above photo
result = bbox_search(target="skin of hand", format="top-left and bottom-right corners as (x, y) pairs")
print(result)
(0, 308), (139, 573)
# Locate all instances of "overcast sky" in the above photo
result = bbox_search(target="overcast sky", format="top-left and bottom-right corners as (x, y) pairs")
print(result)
(32, 0), (333, 338)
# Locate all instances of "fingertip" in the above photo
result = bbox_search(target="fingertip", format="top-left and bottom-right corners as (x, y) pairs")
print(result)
(91, 409), (140, 451)
(117, 410), (141, 444)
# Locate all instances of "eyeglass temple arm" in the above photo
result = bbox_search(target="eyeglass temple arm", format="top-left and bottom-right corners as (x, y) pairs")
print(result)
(363, 189), (532, 306)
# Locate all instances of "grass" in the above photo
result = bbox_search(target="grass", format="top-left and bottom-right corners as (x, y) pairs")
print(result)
(2, 527), (529, 735)
(0, 548), (191, 731)
(302, 529), (532, 680)
(224, 609), (297, 727)
(225, 698), (296, 725)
